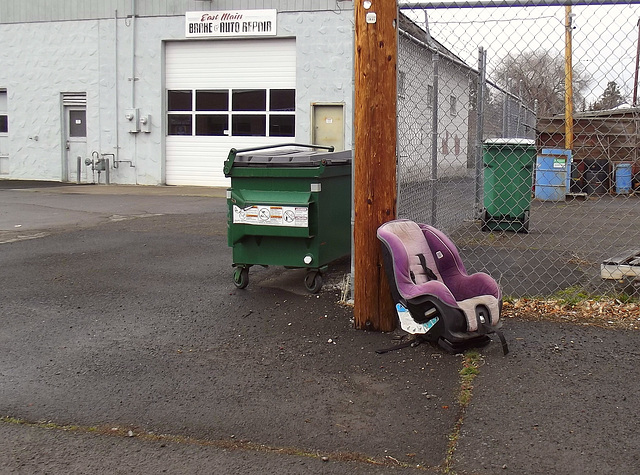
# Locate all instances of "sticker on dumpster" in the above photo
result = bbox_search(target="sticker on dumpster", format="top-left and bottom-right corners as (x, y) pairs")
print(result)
(283, 210), (295, 223)
(553, 158), (566, 168)
(259, 207), (272, 221)
(233, 205), (308, 227)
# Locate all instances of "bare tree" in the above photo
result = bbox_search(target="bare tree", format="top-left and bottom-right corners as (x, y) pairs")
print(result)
(492, 49), (589, 117)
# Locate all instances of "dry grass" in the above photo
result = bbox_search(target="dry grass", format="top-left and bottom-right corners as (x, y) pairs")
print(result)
(503, 297), (640, 330)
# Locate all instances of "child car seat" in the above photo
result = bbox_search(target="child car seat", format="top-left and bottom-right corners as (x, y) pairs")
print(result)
(377, 219), (508, 355)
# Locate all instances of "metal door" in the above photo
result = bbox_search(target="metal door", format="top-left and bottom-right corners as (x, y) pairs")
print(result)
(312, 104), (344, 152)
(64, 107), (87, 182)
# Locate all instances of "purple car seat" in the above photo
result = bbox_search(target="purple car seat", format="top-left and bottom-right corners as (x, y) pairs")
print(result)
(377, 219), (508, 355)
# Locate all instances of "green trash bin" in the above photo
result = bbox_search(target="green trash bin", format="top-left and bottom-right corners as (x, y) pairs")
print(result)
(481, 138), (536, 233)
(224, 143), (352, 293)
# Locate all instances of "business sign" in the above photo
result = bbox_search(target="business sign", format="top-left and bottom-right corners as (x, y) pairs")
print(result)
(185, 10), (277, 38)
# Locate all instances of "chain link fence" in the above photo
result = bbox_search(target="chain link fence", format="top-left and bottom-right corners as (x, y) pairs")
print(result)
(397, 0), (640, 298)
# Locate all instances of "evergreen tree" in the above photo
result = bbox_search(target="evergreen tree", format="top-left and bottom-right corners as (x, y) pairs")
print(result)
(591, 81), (626, 110)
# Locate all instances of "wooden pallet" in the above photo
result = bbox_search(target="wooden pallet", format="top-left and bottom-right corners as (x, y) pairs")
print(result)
(601, 249), (640, 280)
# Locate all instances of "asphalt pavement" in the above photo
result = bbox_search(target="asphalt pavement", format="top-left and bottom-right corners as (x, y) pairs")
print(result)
(1, 180), (639, 474)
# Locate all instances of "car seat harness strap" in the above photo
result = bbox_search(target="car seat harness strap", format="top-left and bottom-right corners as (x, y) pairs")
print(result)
(417, 253), (438, 281)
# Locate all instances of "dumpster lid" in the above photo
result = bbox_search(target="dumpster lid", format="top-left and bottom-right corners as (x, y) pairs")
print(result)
(484, 138), (535, 146)
(233, 149), (352, 167)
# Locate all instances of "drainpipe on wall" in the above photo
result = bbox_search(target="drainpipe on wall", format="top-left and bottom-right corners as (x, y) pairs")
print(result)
(130, 0), (138, 182)
(131, 0), (137, 112)
(114, 9), (120, 165)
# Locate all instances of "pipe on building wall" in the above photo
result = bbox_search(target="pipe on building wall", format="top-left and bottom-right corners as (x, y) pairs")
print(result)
(114, 9), (120, 164)
(132, 0), (137, 182)
(131, 0), (137, 111)
(125, 0), (138, 182)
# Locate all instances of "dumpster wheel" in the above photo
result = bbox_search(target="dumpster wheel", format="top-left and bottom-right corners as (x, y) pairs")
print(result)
(233, 266), (249, 289)
(304, 270), (323, 294)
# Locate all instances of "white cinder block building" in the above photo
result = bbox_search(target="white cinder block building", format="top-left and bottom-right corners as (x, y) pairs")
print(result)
(0, 1), (473, 187)
(0, 1), (354, 186)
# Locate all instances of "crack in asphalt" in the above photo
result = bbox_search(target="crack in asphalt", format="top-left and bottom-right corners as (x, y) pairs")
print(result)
(0, 415), (441, 472)
(0, 231), (51, 244)
(1, 351), (478, 474)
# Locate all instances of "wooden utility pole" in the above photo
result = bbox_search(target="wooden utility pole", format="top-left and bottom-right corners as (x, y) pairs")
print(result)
(353, 1), (398, 332)
(565, 5), (574, 150)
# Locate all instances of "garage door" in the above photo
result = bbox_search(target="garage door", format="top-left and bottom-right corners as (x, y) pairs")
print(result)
(165, 38), (296, 186)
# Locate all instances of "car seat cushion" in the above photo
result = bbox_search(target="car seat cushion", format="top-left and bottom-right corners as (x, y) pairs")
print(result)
(418, 223), (468, 276)
(444, 271), (501, 302)
(456, 295), (501, 331)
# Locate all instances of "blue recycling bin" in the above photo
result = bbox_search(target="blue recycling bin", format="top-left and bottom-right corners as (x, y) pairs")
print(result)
(540, 148), (572, 196)
(535, 155), (567, 201)
(615, 163), (632, 194)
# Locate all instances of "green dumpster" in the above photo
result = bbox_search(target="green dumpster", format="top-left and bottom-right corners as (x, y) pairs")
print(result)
(224, 143), (352, 293)
(481, 138), (535, 233)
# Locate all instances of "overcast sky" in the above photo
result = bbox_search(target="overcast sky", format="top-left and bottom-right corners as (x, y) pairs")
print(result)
(400, 2), (640, 104)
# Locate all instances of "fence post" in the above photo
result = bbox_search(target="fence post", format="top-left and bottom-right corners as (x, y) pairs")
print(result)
(516, 80), (523, 137)
(430, 52), (439, 226)
(353, 0), (398, 332)
(502, 74), (508, 138)
(475, 47), (486, 214)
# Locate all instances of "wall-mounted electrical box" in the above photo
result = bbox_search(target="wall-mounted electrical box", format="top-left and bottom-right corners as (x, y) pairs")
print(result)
(140, 114), (151, 133)
(125, 108), (140, 133)
(95, 158), (107, 171)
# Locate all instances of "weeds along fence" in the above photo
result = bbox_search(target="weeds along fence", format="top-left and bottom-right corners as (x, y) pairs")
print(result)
(397, 0), (640, 298)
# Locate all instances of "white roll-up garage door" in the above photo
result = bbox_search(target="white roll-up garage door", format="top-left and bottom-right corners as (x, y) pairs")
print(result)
(165, 38), (296, 186)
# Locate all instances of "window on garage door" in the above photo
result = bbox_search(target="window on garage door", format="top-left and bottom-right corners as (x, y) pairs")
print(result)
(167, 88), (295, 137)
(0, 89), (7, 134)
(167, 90), (192, 135)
